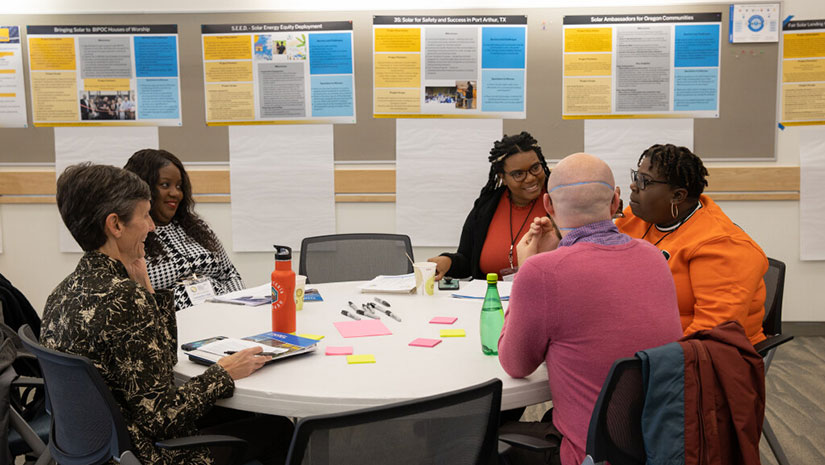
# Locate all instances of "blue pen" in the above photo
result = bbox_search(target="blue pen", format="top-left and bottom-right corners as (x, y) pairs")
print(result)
(341, 309), (361, 321)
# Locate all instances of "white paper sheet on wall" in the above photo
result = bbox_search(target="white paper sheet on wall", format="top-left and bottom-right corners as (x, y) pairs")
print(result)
(229, 125), (336, 252)
(54, 127), (159, 253)
(800, 126), (825, 261)
(396, 119), (503, 247)
(583, 119), (694, 205)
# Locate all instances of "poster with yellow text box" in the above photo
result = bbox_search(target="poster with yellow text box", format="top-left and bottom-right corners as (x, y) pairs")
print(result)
(564, 77), (611, 114)
(0, 26), (28, 127)
(781, 21), (825, 125)
(564, 28), (612, 53)
(29, 37), (76, 70)
(203, 35), (252, 60)
(27, 25), (181, 126)
(206, 83), (255, 121)
(373, 16), (527, 119)
(31, 71), (79, 121)
(205, 61), (253, 83)
(374, 28), (420, 52)
(563, 14), (721, 119)
(375, 54), (421, 88)
(374, 88), (420, 114)
(564, 54), (611, 77)
(202, 22), (355, 124)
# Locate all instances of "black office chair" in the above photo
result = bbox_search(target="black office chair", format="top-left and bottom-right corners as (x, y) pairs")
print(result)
(17, 325), (251, 465)
(285, 379), (502, 465)
(299, 233), (414, 284)
(753, 257), (794, 465)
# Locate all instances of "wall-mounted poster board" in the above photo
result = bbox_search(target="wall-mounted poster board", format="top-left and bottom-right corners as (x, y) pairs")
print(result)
(780, 19), (825, 126)
(201, 21), (356, 125)
(562, 13), (722, 119)
(0, 5), (779, 163)
(373, 15), (527, 119)
(0, 25), (28, 128)
(26, 25), (181, 127)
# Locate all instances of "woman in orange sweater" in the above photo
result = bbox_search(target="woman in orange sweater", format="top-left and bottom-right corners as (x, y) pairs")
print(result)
(615, 144), (767, 345)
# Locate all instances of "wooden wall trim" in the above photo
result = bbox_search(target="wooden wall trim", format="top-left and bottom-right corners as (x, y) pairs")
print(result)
(0, 166), (800, 204)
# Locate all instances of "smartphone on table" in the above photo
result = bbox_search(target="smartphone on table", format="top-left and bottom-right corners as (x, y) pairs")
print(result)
(438, 277), (460, 291)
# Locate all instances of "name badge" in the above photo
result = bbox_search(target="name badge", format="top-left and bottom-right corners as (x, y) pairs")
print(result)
(183, 276), (216, 305)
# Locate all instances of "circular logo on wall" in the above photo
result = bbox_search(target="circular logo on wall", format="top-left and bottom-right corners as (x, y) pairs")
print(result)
(748, 15), (765, 32)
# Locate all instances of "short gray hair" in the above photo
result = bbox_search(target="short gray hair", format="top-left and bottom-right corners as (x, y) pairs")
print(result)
(56, 163), (151, 251)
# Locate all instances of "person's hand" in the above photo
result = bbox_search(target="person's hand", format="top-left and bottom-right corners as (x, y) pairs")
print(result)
(516, 217), (560, 263)
(217, 346), (268, 380)
(428, 256), (452, 281)
(124, 257), (154, 293)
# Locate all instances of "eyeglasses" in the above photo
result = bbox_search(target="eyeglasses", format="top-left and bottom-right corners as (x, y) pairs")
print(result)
(505, 162), (544, 182)
(630, 169), (669, 191)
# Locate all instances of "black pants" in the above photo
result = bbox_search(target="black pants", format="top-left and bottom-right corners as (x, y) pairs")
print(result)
(198, 406), (295, 465)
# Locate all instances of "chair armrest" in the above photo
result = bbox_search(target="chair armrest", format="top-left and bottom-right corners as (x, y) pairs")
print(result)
(754, 334), (794, 357)
(498, 433), (560, 452)
(156, 434), (248, 464)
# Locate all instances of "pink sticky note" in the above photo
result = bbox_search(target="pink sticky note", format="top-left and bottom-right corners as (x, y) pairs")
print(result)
(325, 346), (354, 356)
(430, 316), (458, 325)
(409, 338), (442, 348)
(334, 319), (393, 338)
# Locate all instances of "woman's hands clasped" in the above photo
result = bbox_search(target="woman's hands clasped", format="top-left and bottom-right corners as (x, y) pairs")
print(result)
(516, 217), (560, 264)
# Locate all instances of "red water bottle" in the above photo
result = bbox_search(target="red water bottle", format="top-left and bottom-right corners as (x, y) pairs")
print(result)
(271, 245), (296, 333)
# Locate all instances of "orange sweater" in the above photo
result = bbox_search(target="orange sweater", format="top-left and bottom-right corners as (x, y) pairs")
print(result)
(616, 195), (767, 345)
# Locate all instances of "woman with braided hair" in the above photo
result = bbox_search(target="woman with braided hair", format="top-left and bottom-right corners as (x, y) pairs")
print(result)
(428, 131), (553, 280)
(616, 143), (767, 345)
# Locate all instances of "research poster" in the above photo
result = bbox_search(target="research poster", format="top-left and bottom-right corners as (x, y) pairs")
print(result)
(562, 13), (722, 119)
(27, 25), (181, 127)
(373, 15), (527, 119)
(201, 22), (355, 125)
(780, 20), (825, 126)
(0, 26), (28, 128)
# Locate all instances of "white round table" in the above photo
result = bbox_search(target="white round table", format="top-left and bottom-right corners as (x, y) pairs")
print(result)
(174, 281), (551, 417)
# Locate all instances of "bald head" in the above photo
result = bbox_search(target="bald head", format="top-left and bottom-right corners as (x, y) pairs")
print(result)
(545, 153), (617, 228)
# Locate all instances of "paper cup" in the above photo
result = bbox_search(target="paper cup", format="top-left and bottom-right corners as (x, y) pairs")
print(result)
(295, 275), (307, 310)
(413, 262), (437, 296)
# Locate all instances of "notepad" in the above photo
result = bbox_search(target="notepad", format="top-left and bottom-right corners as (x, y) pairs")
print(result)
(440, 329), (466, 337)
(347, 354), (376, 364)
(429, 316), (457, 325)
(334, 319), (393, 338)
(409, 338), (442, 348)
(325, 346), (353, 356)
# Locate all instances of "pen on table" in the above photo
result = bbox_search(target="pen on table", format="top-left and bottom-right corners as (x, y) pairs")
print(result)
(374, 297), (391, 308)
(369, 302), (401, 322)
(205, 298), (245, 306)
(361, 303), (378, 317)
(341, 309), (361, 321)
(224, 350), (279, 356)
(347, 301), (362, 313)
(355, 308), (378, 319)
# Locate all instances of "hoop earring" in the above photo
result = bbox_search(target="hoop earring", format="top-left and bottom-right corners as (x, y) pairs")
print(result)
(671, 203), (679, 219)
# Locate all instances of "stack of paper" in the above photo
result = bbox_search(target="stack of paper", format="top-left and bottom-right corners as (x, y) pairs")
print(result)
(451, 279), (512, 301)
(358, 273), (416, 294)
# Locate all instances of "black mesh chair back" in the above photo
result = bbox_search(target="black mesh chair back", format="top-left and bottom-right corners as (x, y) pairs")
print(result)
(286, 379), (502, 465)
(762, 257), (786, 336)
(18, 325), (133, 465)
(299, 233), (414, 284)
(585, 357), (645, 465)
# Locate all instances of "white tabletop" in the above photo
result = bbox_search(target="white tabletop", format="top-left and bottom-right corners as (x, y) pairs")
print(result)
(174, 281), (550, 418)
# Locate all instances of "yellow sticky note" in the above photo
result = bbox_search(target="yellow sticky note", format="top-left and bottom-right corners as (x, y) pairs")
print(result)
(440, 329), (466, 338)
(347, 354), (376, 364)
(298, 333), (324, 341)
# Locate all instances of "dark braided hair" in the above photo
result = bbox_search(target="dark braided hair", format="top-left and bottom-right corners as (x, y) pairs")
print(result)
(639, 144), (709, 199)
(124, 149), (221, 263)
(479, 131), (550, 196)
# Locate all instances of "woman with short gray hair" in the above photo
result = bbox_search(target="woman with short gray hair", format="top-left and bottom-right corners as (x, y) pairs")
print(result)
(42, 163), (289, 464)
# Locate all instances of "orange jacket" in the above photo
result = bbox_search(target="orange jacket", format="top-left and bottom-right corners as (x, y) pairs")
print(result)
(616, 195), (767, 345)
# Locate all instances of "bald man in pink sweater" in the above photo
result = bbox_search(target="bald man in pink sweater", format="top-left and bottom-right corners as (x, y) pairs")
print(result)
(498, 153), (682, 465)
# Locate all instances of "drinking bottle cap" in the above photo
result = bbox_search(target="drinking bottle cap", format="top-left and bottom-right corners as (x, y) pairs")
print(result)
(273, 245), (292, 260)
(486, 273), (498, 284)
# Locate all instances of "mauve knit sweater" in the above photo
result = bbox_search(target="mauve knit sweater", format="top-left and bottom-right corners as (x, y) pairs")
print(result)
(498, 220), (683, 465)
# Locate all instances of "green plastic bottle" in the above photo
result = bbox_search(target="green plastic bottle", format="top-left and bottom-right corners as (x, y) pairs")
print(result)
(480, 273), (505, 355)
